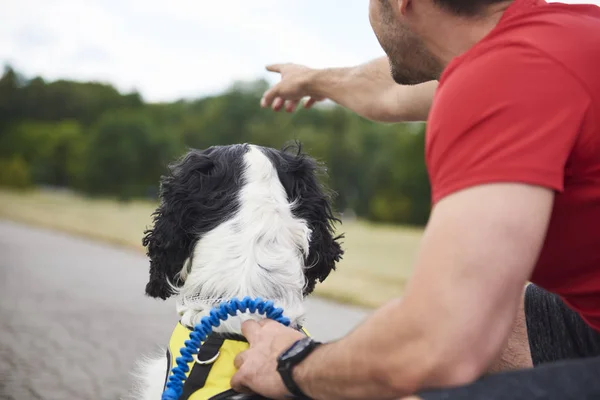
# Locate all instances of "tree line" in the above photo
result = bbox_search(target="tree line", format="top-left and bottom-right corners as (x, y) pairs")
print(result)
(0, 65), (431, 226)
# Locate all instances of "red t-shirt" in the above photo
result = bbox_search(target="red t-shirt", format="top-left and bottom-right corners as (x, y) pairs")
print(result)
(427, 0), (600, 330)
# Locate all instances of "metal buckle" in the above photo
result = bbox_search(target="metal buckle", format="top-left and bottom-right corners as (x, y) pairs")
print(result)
(193, 351), (220, 365)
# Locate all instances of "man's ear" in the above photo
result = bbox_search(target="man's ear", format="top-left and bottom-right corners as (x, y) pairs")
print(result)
(397, 0), (410, 15)
(142, 151), (216, 300)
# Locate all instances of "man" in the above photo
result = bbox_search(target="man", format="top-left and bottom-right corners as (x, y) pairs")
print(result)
(230, 0), (600, 398)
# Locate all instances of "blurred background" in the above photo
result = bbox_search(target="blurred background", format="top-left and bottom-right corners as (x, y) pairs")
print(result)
(0, 0), (595, 399)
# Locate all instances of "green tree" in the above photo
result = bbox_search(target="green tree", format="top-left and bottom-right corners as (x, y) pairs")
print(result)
(0, 156), (32, 189)
(0, 120), (87, 187)
(0, 66), (434, 226)
(0, 66), (25, 135)
(83, 110), (180, 200)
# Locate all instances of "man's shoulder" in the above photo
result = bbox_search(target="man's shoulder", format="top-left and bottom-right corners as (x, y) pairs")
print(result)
(440, 2), (600, 86)
(429, 17), (592, 132)
(486, 1), (600, 52)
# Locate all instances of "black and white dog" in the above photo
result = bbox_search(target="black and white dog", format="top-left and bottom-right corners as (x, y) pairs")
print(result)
(133, 143), (343, 399)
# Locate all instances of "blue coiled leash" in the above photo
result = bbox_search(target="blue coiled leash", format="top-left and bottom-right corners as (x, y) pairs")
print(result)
(161, 297), (291, 400)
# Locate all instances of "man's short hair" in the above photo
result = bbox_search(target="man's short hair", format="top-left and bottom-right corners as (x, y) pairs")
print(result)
(433, 0), (509, 16)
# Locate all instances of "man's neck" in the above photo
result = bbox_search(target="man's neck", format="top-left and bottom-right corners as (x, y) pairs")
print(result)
(425, 0), (514, 67)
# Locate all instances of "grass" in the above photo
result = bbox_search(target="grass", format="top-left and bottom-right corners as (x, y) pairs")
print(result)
(0, 188), (423, 308)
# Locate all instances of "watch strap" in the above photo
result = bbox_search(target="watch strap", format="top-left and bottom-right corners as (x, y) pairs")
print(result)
(279, 364), (309, 399)
(277, 338), (321, 399)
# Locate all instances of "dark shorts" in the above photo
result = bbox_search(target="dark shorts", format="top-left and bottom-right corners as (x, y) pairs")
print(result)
(525, 283), (600, 366)
(419, 284), (600, 400)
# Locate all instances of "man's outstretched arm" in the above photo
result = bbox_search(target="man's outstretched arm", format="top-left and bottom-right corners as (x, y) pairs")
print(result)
(231, 183), (553, 399)
(261, 57), (437, 122)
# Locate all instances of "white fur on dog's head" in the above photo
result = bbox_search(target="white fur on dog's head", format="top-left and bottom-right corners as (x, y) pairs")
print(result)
(142, 143), (343, 332)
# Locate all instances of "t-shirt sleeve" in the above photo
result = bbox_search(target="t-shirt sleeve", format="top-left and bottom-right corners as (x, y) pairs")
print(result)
(426, 44), (590, 205)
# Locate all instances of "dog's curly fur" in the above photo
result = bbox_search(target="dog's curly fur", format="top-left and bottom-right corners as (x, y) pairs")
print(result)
(142, 145), (247, 300)
(259, 144), (344, 295)
(142, 143), (343, 301)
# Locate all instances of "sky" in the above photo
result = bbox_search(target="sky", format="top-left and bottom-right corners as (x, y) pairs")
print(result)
(1, 0), (597, 103)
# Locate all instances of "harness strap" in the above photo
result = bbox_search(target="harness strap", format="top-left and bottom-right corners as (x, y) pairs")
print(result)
(208, 389), (268, 399)
(180, 335), (226, 400)
(164, 348), (172, 393)
(210, 326), (308, 343)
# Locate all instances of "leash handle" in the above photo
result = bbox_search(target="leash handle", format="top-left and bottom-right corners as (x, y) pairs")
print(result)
(161, 297), (291, 400)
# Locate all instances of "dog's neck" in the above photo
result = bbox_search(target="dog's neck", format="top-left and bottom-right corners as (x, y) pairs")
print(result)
(171, 241), (305, 334)
(174, 233), (308, 334)
(174, 247), (307, 333)
(175, 295), (306, 334)
(173, 146), (310, 334)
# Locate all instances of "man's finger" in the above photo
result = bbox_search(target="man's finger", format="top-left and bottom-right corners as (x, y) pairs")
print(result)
(285, 100), (299, 113)
(230, 371), (254, 395)
(261, 88), (278, 108)
(233, 350), (248, 369)
(304, 97), (318, 109)
(272, 97), (285, 112)
(241, 319), (262, 343)
(266, 64), (283, 73)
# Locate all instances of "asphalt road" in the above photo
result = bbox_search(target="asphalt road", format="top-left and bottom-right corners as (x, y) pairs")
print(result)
(0, 220), (369, 400)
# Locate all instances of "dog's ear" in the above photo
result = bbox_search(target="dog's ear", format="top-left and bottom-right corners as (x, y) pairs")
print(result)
(279, 144), (344, 295)
(142, 150), (221, 300)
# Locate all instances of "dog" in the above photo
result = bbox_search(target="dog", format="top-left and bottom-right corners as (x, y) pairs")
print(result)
(131, 143), (344, 399)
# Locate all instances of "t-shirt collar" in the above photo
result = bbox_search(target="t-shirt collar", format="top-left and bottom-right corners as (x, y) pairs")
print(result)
(501, 0), (547, 22)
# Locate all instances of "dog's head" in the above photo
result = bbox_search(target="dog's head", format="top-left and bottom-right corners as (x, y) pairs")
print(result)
(142, 143), (343, 300)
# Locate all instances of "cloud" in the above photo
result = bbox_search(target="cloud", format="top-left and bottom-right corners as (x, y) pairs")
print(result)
(0, 0), (380, 101)
(1, 0), (596, 102)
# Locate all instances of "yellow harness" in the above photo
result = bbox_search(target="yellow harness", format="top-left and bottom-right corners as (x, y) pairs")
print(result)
(164, 322), (309, 400)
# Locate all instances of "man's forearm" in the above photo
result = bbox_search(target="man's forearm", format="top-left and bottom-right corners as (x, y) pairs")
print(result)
(288, 185), (550, 400)
(292, 299), (438, 400)
(307, 57), (437, 122)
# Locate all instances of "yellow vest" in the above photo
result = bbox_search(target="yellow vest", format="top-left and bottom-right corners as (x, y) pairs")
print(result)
(165, 322), (309, 400)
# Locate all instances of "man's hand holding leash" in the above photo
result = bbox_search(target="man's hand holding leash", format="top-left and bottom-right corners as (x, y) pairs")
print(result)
(232, 320), (306, 399)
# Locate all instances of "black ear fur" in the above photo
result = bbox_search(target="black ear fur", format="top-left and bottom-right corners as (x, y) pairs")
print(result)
(142, 146), (245, 299)
(269, 143), (344, 295)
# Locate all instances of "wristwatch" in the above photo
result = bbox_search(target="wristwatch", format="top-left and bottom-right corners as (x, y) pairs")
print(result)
(276, 337), (322, 399)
